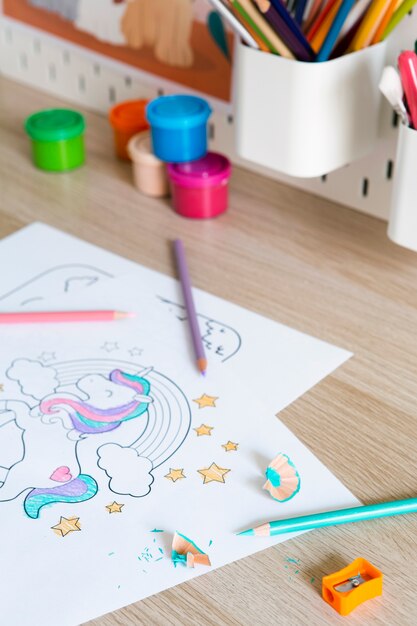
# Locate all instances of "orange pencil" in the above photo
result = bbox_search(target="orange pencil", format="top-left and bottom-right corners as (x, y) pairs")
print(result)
(229, 2), (270, 50)
(371, 0), (397, 42)
(231, 0), (295, 57)
(310, 0), (343, 51)
(0, 310), (133, 324)
(307, 0), (338, 41)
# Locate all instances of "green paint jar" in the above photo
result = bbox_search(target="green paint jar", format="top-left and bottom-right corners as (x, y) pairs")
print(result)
(24, 108), (86, 172)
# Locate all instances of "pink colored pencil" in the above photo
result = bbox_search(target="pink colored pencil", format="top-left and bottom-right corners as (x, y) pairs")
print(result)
(0, 310), (134, 324)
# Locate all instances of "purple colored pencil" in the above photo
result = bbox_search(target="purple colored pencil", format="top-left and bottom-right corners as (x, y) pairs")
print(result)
(254, 0), (315, 61)
(173, 239), (207, 376)
(270, 0), (316, 57)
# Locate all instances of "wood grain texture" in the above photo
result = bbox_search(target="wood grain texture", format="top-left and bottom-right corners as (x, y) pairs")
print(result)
(1, 76), (417, 626)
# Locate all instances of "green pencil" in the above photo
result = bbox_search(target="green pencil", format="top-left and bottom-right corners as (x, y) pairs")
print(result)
(382, 0), (417, 39)
(238, 497), (417, 536)
(230, 0), (279, 54)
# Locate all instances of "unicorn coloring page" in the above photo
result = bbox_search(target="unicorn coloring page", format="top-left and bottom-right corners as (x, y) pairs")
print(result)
(0, 225), (359, 626)
(0, 358), (191, 519)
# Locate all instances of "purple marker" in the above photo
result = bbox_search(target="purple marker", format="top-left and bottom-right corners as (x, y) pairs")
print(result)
(173, 239), (207, 376)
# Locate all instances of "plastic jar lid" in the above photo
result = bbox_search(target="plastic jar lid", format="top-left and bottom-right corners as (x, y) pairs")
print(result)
(25, 109), (85, 142)
(146, 95), (212, 130)
(168, 152), (231, 188)
(109, 99), (149, 132)
(127, 131), (163, 166)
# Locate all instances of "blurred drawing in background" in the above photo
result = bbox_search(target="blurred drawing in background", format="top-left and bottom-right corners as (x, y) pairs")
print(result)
(4, 0), (233, 101)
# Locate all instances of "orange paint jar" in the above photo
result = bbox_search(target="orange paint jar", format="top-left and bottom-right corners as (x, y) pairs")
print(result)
(109, 99), (149, 160)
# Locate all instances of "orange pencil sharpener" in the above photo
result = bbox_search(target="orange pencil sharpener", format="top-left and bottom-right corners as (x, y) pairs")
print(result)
(322, 558), (383, 616)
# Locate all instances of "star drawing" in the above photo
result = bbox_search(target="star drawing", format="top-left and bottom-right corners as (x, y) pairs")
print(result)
(101, 342), (119, 352)
(106, 501), (124, 514)
(51, 516), (81, 537)
(193, 394), (218, 409)
(165, 468), (186, 482)
(128, 347), (143, 357)
(198, 462), (230, 484)
(222, 441), (238, 452)
(194, 424), (214, 436)
(38, 352), (56, 363)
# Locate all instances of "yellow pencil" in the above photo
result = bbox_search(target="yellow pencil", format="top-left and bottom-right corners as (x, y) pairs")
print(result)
(371, 0), (397, 43)
(231, 0), (295, 58)
(229, 2), (271, 51)
(349, 0), (392, 51)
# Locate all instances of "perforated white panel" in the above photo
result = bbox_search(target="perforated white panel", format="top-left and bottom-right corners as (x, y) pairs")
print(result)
(0, 11), (415, 220)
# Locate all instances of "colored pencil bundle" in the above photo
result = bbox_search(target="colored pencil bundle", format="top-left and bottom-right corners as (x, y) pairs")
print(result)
(208, 0), (417, 62)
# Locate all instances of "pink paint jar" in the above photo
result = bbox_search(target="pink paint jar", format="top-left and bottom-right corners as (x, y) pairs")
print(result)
(127, 131), (170, 198)
(167, 152), (232, 219)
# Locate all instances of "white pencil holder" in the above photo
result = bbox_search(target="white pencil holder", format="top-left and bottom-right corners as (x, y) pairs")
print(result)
(388, 124), (417, 252)
(234, 41), (387, 178)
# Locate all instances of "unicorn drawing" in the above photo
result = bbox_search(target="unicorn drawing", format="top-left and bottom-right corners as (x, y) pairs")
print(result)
(0, 359), (191, 519)
(40, 369), (152, 437)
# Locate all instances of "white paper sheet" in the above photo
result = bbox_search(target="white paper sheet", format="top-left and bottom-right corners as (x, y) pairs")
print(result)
(0, 224), (359, 626)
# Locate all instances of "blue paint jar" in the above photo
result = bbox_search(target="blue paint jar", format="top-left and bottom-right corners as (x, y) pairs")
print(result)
(146, 95), (212, 163)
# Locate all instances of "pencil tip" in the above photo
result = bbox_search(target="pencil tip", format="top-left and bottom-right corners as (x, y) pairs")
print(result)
(201, 370), (206, 377)
(237, 529), (253, 536)
(116, 311), (136, 319)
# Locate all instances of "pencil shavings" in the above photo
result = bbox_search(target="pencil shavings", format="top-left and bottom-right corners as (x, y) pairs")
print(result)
(171, 531), (211, 568)
(263, 453), (301, 502)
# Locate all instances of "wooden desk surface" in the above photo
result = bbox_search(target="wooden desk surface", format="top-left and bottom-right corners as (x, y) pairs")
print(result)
(1, 76), (417, 626)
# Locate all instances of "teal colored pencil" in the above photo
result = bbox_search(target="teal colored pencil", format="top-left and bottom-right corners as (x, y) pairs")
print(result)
(238, 497), (417, 536)
(316, 0), (355, 62)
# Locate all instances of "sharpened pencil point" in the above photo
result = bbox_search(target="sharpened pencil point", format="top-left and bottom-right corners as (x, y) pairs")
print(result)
(115, 311), (136, 320)
(197, 358), (208, 376)
(237, 529), (254, 536)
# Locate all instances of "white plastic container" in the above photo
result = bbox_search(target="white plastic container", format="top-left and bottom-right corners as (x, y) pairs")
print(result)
(234, 41), (387, 178)
(388, 124), (417, 252)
